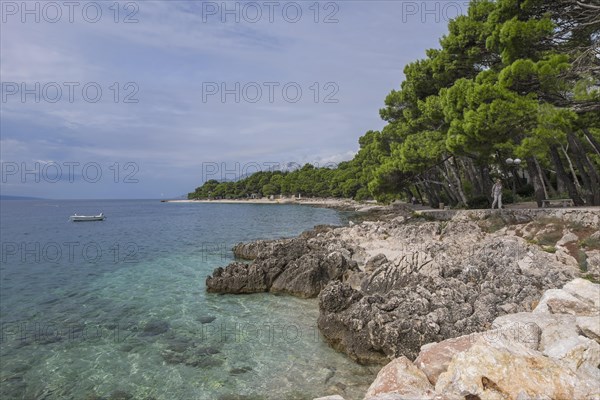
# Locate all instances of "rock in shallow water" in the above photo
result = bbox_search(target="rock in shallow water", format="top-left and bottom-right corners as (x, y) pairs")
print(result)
(139, 320), (169, 336)
(229, 366), (252, 375)
(210, 214), (585, 383)
(108, 390), (133, 400)
(207, 232), (359, 298)
(198, 315), (216, 324)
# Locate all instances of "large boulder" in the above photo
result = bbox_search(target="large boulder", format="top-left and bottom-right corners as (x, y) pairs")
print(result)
(317, 282), (388, 365)
(493, 312), (579, 353)
(232, 241), (270, 260)
(206, 262), (269, 294)
(414, 323), (541, 385)
(363, 356), (436, 399)
(361, 280), (600, 400)
(585, 250), (600, 283)
(543, 335), (600, 371)
(533, 287), (599, 316)
(207, 233), (358, 298)
(435, 338), (600, 400)
(577, 316), (600, 343)
(562, 278), (600, 310)
(318, 234), (575, 364)
(270, 251), (356, 297)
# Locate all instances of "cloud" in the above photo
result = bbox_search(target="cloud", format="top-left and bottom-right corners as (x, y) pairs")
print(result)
(1, 0), (455, 198)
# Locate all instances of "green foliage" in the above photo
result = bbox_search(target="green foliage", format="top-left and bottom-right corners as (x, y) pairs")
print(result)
(188, 161), (374, 200)
(579, 237), (600, 252)
(516, 183), (534, 198)
(537, 228), (564, 246)
(578, 250), (588, 273)
(479, 214), (506, 233)
(190, 0), (600, 207)
(501, 189), (514, 204)
(467, 195), (490, 209)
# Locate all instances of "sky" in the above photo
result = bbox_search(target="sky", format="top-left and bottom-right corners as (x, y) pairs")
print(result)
(0, 0), (466, 199)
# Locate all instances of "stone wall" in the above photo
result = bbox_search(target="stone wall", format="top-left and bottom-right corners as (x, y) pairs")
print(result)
(417, 208), (600, 228)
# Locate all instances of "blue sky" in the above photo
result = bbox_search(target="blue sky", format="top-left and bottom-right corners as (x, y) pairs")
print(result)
(1, 0), (465, 199)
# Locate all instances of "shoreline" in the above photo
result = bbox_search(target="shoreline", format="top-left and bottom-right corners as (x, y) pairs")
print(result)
(204, 208), (600, 399)
(165, 198), (600, 212)
(163, 197), (386, 212)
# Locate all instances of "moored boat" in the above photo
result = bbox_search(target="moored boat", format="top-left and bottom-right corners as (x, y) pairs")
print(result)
(70, 213), (105, 222)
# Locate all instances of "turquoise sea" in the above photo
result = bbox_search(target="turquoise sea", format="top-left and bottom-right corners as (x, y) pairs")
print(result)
(0, 200), (377, 400)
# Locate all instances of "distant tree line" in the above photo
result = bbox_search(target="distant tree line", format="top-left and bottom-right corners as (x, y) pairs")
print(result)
(189, 163), (370, 200)
(190, 0), (600, 207)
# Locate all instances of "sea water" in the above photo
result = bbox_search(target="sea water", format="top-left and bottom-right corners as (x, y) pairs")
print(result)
(0, 200), (377, 400)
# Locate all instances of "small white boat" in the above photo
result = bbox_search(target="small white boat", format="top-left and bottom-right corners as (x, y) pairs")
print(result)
(70, 213), (105, 222)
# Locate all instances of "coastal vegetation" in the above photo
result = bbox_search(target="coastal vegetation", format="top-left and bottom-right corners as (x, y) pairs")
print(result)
(190, 0), (600, 207)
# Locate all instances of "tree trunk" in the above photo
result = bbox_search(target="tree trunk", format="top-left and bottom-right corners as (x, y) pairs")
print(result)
(436, 166), (460, 206)
(413, 183), (425, 205)
(549, 145), (584, 205)
(462, 158), (484, 196)
(441, 184), (456, 206)
(404, 187), (414, 202)
(420, 177), (438, 208)
(428, 184), (440, 208)
(567, 132), (591, 188)
(556, 171), (566, 194)
(535, 157), (550, 199)
(526, 156), (545, 207)
(582, 127), (600, 157)
(542, 167), (557, 198)
(446, 157), (469, 205)
(482, 166), (492, 203)
(567, 132), (599, 205)
(561, 144), (582, 191)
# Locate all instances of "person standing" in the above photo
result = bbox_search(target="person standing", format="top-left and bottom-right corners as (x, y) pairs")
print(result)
(491, 179), (503, 209)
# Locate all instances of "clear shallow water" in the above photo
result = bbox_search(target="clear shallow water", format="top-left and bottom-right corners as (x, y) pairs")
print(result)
(0, 200), (377, 400)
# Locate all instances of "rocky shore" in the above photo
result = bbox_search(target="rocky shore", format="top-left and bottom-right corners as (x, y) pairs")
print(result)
(205, 208), (600, 399)
(315, 277), (600, 400)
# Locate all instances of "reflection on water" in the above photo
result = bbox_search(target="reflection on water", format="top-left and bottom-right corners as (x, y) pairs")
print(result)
(0, 200), (376, 399)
